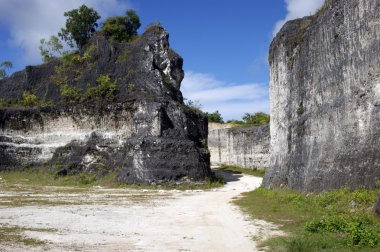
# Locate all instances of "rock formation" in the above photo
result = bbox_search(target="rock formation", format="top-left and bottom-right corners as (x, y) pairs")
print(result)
(208, 123), (269, 169)
(263, 0), (380, 191)
(0, 25), (211, 184)
(376, 194), (380, 216)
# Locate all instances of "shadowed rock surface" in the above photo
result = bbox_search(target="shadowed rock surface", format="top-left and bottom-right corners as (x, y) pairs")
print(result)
(0, 25), (211, 184)
(376, 194), (380, 216)
(264, 0), (380, 191)
(208, 123), (270, 169)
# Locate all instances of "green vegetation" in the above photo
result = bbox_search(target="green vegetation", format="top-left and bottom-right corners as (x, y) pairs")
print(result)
(146, 23), (164, 34)
(226, 119), (245, 125)
(21, 91), (41, 107)
(86, 74), (118, 101)
(0, 61), (12, 79)
(235, 187), (380, 251)
(49, 45), (120, 104)
(39, 36), (64, 63)
(101, 10), (141, 42)
(242, 112), (270, 126)
(58, 5), (100, 49)
(218, 164), (266, 178)
(207, 110), (224, 123)
(297, 105), (305, 115)
(60, 84), (81, 102)
(226, 112), (270, 126)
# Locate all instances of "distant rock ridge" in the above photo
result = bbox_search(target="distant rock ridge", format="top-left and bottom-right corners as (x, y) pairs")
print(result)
(263, 0), (380, 191)
(0, 25), (211, 184)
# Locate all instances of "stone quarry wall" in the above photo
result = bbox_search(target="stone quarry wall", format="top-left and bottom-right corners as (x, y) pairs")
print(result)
(0, 25), (211, 184)
(208, 123), (270, 169)
(263, 0), (380, 191)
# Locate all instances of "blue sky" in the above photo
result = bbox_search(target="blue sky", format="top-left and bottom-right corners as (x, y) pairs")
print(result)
(0, 0), (324, 120)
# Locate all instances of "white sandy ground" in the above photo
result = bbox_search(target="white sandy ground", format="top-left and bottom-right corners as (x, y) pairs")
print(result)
(0, 170), (283, 252)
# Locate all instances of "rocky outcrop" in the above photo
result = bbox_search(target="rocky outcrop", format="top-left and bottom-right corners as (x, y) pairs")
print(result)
(376, 194), (380, 217)
(263, 0), (380, 191)
(208, 123), (270, 169)
(0, 25), (211, 184)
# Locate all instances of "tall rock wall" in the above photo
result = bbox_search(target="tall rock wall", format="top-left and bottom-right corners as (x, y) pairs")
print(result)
(0, 25), (211, 184)
(208, 123), (270, 169)
(263, 0), (380, 191)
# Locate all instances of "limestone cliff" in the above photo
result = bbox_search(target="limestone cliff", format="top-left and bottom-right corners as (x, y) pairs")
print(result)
(208, 123), (270, 169)
(263, 0), (380, 191)
(0, 25), (211, 184)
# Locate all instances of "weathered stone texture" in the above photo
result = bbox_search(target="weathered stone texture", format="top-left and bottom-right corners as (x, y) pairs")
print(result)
(0, 26), (211, 184)
(208, 123), (270, 169)
(376, 194), (380, 216)
(263, 0), (380, 191)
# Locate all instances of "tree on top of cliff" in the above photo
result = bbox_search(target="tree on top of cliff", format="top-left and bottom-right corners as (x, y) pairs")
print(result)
(58, 5), (101, 49)
(242, 112), (270, 126)
(0, 61), (12, 79)
(207, 111), (224, 123)
(101, 10), (141, 42)
(39, 36), (64, 63)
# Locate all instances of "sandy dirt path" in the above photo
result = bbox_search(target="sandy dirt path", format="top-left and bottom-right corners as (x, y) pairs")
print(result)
(0, 170), (281, 252)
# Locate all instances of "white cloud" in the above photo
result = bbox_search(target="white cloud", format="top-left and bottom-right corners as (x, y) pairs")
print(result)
(273, 0), (325, 36)
(0, 0), (132, 65)
(181, 71), (269, 121)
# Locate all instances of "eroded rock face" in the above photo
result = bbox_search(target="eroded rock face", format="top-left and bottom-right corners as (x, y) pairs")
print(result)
(376, 194), (380, 216)
(208, 123), (270, 169)
(263, 0), (380, 191)
(0, 25), (211, 184)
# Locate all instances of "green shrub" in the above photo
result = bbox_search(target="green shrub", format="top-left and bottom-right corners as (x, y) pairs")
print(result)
(242, 112), (270, 125)
(297, 105), (305, 115)
(86, 74), (118, 101)
(60, 84), (81, 102)
(101, 10), (140, 42)
(21, 91), (40, 107)
(207, 110), (224, 123)
(306, 216), (348, 233)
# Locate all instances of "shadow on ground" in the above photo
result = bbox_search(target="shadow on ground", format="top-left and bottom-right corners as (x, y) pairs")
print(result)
(213, 169), (243, 183)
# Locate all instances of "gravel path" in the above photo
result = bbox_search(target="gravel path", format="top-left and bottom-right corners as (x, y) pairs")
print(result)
(0, 170), (281, 251)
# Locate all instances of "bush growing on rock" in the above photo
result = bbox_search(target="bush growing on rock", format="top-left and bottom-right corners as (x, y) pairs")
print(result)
(58, 5), (100, 49)
(101, 10), (141, 42)
(21, 91), (40, 107)
(39, 36), (64, 63)
(242, 112), (270, 126)
(86, 75), (118, 101)
(207, 110), (224, 123)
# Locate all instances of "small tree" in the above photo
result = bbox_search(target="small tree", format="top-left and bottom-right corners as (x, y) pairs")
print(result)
(101, 10), (141, 42)
(207, 110), (224, 123)
(0, 61), (13, 79)
(39, 36), (64, 63)
(242, 112), (270, 126)
(58, 5), (100, 49)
